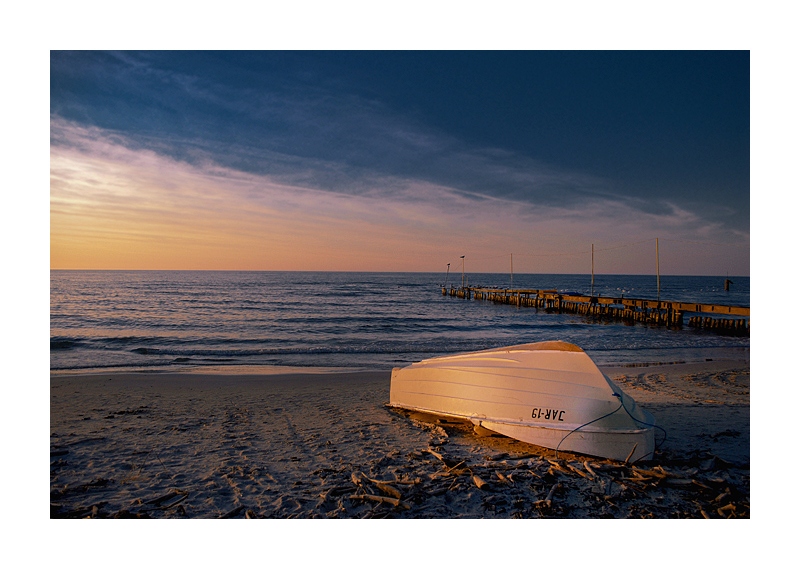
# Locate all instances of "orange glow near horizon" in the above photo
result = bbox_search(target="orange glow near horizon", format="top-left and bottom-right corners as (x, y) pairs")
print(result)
(49, 124), (457, 271)
(50, 120), (750, 275)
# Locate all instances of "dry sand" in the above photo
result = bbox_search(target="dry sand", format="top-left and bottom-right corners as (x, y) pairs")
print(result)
(50, 357), (749, 520)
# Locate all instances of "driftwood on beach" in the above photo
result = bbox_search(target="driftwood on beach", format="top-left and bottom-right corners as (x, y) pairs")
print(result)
(51, 424), (748, 519)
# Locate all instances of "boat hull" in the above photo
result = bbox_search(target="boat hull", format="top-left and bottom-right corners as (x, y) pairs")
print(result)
(389, 341), (655, 462)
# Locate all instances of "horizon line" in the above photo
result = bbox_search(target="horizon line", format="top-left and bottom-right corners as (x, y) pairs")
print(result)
(49, 268), (751, 278)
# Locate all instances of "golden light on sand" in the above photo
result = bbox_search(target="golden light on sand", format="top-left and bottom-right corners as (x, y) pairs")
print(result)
(50, 360), (750, 519)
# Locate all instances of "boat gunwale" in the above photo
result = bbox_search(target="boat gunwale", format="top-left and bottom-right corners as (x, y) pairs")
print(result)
(389, 402), (655, 435)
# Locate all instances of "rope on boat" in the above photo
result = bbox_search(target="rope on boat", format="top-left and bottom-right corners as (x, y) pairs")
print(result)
(615, 394), (668, 451)
(555, 393), (668, 462)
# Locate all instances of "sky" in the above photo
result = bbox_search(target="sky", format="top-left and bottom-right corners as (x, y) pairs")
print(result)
(50, 50), (750, 275)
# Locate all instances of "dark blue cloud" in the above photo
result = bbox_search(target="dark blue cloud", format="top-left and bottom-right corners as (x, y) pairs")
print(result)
(50, 50), (750, 230)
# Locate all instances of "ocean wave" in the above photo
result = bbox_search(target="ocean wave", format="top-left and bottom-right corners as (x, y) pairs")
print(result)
(50, 338), (82, 350)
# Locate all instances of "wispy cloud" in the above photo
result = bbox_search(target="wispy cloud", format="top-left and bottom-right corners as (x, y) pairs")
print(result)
(53, 52), (746, 233)
(48, 53), (634, 204)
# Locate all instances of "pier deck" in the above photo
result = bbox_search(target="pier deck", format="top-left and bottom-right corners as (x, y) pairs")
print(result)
(444, 286), (749, 336)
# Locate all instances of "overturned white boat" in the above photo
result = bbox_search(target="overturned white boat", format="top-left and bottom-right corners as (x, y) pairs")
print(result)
(389, 341), (656, 462)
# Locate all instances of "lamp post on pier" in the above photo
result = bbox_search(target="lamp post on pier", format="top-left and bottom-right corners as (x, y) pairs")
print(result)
(656, 238), (661, 302)
(460, 256), (465, 288)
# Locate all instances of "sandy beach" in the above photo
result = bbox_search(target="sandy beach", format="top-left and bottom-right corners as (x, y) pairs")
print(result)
(50, 357), (749, 520)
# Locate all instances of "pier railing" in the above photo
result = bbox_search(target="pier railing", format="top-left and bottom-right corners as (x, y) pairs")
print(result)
(443, 286), (749, 336)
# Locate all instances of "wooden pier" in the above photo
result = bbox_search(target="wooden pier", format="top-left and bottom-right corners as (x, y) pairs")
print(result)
(443, 286), (749, 336)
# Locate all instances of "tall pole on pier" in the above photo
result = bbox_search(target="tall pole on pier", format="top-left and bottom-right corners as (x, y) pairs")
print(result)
(445, 263), (450, 288)
(591, 243), (595, 297)
(656, 238), (661, 301)
(510, 253), (513, 287)
(461, 255), (465, 288)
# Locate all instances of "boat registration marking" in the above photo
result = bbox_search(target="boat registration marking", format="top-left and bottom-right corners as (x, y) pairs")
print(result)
(531, 408), (565, 421)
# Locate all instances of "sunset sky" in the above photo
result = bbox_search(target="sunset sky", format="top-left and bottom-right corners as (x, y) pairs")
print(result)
(50, 51), (750, 275)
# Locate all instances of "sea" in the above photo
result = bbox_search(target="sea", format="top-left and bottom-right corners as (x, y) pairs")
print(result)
(50, 271), (750, 374)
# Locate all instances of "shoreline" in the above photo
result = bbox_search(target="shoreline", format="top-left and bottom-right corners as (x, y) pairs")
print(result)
(51, 357), (749, 519)
(49, 364), (374, 378)
(49, 343), (750, 378)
